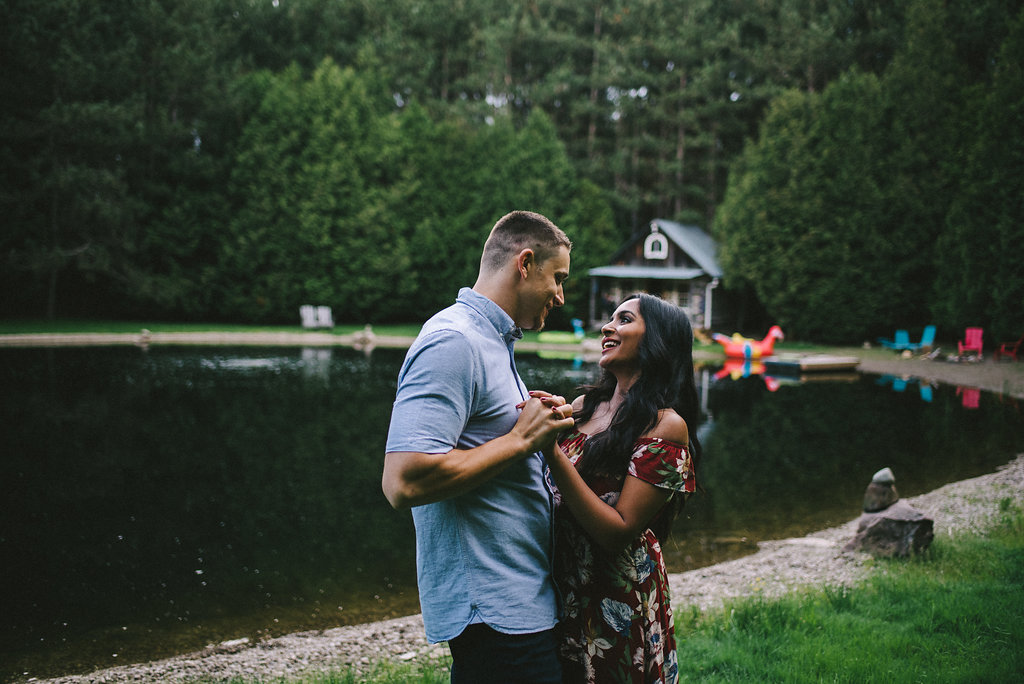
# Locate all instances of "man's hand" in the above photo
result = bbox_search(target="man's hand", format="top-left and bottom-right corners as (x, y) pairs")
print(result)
(515, 391), (573, 455)
(383, 394), (573, 509)
(514, 392), (573, 446)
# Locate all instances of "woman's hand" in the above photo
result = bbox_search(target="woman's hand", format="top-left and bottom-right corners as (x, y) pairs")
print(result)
(517, 390), (572, 415)
(516, 390), (572, 455)
(544, 403), (678, 555)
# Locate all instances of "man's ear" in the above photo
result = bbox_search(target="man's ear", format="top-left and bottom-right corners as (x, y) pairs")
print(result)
(516, 249), (535, 280)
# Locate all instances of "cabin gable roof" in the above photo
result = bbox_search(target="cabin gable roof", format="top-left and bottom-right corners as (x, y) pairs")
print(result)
(598, 219), (722, 280)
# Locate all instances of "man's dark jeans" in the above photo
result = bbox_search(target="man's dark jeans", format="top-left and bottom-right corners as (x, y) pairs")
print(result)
(448, 623), (562, 684)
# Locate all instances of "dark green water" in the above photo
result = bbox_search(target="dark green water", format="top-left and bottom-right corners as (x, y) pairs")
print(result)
(1, 346), (1021, 681)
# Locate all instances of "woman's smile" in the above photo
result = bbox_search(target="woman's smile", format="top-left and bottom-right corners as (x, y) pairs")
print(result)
(598, 299), (644, 370)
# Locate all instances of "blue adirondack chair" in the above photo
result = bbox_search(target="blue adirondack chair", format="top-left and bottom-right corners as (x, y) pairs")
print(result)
(878, 329), (911, 350)
(907, 325), (937, 351)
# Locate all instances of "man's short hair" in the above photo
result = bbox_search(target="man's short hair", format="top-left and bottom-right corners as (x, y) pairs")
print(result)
(481, 210), (572, 271)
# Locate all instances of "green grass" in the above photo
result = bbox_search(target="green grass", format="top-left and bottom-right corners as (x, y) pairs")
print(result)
(0, 319), (761, 357)
(675, 499), (1024, 683)
(0, 319), (425, 338)
(213, 658), (451, 684)
(0, 319), (711, 356)
(0, 318), (873, 354)
(231, 502), (1023, 683)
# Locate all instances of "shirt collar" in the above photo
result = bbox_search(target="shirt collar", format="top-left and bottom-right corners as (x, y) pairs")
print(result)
(457, 287), (523, 344)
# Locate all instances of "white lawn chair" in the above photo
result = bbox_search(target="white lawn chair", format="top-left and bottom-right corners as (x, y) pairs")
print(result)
(300, 305), (318, 328)
(316, 305), (334, 328)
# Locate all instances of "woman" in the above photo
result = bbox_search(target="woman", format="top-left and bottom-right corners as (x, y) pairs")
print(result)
(543, 293), (701, 683)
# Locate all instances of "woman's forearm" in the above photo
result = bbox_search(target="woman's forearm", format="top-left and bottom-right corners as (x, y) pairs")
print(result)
(548, 446), (667, 553)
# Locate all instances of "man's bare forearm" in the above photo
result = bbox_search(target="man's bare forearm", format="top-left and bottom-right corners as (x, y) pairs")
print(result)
(382, 396), (573, 508)
(383, 432), (533, 508)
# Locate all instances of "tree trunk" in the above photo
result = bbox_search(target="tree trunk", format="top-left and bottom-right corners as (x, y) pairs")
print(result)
(587, 5), (602, 159)
(675, 71), (687, 216)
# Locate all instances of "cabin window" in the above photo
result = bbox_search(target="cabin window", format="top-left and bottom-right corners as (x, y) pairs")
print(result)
(644, 232), (668, 260)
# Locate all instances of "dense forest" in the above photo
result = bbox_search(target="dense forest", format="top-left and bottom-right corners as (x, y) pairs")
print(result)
(1, 0), (1021, 342)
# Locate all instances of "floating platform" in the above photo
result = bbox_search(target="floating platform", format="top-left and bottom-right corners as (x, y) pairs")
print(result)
(763, 354), (861, 374)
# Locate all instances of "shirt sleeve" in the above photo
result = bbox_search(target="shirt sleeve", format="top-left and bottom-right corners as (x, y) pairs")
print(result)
(385, 329), (477, 454)
(627, 439), (695, 494)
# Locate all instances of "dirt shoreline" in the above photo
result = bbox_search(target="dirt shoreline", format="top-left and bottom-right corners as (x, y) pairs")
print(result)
(853, 354), (1024, 400)
(2, 332), (1022, 399)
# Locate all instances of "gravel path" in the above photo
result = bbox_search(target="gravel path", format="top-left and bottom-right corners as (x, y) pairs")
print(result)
(36, 454), (1024, 684)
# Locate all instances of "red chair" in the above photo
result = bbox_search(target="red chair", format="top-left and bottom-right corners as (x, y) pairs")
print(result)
(995, 334), (1023, 361)
(958, 327), (984, 357)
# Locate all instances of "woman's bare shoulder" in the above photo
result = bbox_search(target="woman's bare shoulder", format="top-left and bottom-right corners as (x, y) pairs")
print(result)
(646, 408), (689, 445)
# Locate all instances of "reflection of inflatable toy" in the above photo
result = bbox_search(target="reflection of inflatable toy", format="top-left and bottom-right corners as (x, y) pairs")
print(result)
(714, 358), (765, 381)
(713, 325), (784, 359)
(713, 358), (781, 392)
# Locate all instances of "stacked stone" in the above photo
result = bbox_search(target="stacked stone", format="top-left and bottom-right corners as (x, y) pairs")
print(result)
(843, 467), (934, 557)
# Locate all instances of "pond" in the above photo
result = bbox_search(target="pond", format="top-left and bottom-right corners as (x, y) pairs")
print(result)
(1, 346), (1022, 681)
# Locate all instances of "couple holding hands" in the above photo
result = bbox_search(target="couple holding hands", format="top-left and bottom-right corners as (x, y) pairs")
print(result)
(384, 210), (701, 684)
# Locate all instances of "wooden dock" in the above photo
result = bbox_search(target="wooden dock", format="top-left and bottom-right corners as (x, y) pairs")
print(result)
(763, 354), (861, 374)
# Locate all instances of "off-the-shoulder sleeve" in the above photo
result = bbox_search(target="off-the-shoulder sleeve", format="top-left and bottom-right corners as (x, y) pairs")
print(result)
(627, 438), (695, 494)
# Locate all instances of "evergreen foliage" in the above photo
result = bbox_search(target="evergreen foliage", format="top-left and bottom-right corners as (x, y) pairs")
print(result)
(715, 0), (1023, 342)
(0, 0), (1020, 339)
(935, 5), (1024, 342)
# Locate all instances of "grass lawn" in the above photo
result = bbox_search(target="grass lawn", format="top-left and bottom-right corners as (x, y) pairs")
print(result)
(0, 319), (837, 357)
(0, 319), (426, 339)
(674, 500), (1024, 682)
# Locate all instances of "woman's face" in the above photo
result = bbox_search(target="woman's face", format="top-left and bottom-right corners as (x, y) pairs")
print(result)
(599, 298), (645, 372)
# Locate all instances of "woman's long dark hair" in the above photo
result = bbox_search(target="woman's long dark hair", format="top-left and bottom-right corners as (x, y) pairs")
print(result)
(574, 293), (703, 539)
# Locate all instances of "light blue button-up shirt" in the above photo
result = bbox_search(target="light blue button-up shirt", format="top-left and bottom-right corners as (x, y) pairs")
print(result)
(385, 288), (558, 643)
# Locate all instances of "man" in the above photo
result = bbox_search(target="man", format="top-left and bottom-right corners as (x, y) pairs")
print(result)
(383, 210), (575, 683)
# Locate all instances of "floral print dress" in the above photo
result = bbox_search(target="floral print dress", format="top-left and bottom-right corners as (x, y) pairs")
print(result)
(552, 429), (695, 684)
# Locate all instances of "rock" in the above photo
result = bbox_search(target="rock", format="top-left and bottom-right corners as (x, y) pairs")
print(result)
(843, 500), (934, 557)
(872, 467), (895, 484)
(863, 467), (899, 512)
(863, 482), (899, 512)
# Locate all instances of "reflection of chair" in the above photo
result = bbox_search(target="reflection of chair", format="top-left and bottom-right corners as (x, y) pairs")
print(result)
(878, 329), (910, 350)
(995, 334), (1023, 361)
(957, 386), (980, 409)
(958, 327), (984, 357)
(876, 374), (933, 402)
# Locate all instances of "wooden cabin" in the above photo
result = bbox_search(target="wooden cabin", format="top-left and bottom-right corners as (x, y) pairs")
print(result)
(587, 219), (723, 330)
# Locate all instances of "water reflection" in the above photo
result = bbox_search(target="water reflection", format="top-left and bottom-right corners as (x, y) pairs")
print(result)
(1, 346), (422, 680)
(876, 374), (935, 402)
(681, 368), (1023, 571)
(1, 347), (1021, 681)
